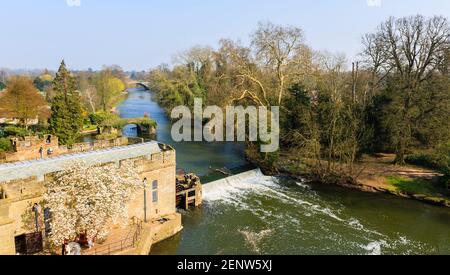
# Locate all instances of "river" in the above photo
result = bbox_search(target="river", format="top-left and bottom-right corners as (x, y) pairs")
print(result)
(118, 88), (450, 255)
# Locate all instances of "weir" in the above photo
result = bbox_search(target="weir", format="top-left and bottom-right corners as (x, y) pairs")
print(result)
(202, 169), (265, 200)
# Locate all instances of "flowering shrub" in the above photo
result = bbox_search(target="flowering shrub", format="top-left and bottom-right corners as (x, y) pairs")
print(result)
(44, 161), (141, 246)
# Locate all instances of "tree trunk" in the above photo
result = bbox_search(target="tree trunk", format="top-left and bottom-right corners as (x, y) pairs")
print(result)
(24, 118), (29, 131)
(394, 139), (407, 165)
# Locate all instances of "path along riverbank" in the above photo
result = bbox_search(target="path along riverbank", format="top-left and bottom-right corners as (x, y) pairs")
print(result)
(273, 153), (450, 208)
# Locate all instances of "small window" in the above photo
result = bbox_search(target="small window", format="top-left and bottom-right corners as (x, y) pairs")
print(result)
(152, 191), (158, 203)
(152, 180), (158, 190)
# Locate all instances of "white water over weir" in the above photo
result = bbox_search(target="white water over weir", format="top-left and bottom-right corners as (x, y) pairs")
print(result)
(198, 168), (436, 255)
(203, 169), (268, 202)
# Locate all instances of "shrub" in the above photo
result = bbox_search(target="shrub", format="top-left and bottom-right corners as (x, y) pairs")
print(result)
(406, 147), (450, 190)
(96, 133), (119, 140)
(3, 126), (31, 138)
(123, 117), (157, 129)
(89, 111), (119, 126)
(0, 138), (12, 152)
(407, 144), (449, 169)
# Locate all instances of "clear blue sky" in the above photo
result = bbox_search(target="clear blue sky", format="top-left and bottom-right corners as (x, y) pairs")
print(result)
(1, 0), (449, 71)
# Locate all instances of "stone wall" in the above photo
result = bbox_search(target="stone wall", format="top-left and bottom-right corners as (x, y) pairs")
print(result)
(124, 213), (182, 255)
(122, 150), (176, 223)
(59, 137), (130, 155)
(1, 177), (45, 238)
(0, 200), (15, 255)
(1, 136), (129, 163)
(0, 143), (177, 255)
(5, 135), (59, 163)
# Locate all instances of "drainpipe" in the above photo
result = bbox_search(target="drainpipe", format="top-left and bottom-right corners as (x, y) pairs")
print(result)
(143, 178), (148, 223)
(32, 203), (40, 232)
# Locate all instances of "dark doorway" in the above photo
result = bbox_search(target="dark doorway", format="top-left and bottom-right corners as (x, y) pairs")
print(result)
(15, 235), (26, 255)
(15, 232), (44, 255)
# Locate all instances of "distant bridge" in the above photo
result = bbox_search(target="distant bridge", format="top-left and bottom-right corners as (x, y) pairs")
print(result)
(127, 81), (150, 90)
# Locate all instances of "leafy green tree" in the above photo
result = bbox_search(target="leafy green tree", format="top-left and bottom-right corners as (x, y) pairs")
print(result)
(94, 69), (126, 111)
(48, 61), (84, 146)
(33, 77), (52, 92)
(3, 126), (31, 138)
(281, 84), (311, 136)
(0, 81), (5, 90)
(88, 111), (118, 126)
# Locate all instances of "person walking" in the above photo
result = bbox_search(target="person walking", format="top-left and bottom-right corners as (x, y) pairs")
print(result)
(39, 146), (44, 159)
(62, 239), (68, 256)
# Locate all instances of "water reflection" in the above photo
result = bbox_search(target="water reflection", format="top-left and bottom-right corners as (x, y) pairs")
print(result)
(117, 88), (248, 175)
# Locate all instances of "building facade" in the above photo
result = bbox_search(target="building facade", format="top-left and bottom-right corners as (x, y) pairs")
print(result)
(0, 142), (179, 255)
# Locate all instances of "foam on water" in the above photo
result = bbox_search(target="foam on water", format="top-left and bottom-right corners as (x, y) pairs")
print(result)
(201, 169), (431, 255)
(239, 229), (274, 253)
(203, 169), (277, 202)
(363, 241), (385, 255)
(204, 169), (354, 226)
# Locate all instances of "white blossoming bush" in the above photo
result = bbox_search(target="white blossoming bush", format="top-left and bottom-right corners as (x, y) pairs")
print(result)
(44, 161), (141, 246)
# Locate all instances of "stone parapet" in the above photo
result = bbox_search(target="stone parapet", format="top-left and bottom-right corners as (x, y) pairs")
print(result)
(2, 136), (130, 163)
(119, 213), (183, 255)
(0, 142), (162, 183)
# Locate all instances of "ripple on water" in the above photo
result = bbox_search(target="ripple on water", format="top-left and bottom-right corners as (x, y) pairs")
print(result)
(202, 170), (432, 255)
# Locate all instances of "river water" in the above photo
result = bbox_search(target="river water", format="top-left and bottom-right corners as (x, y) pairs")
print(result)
(118, 88), (450, 255)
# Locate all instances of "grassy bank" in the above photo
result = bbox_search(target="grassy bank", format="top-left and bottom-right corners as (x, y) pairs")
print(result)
(268, 152), (450, 208)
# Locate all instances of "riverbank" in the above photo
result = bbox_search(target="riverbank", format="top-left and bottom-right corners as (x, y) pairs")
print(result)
(119, 88), (450, 255)
(272, 152), (450, 208)
(153, 167), (450, 255)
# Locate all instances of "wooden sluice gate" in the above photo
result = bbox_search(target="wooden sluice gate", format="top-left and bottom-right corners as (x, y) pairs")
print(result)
(176, 170), (203, 210)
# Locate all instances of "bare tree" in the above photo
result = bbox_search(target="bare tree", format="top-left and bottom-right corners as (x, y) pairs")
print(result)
(83, 86), (98, 113)
(252, 22), (312, 105)
(362, 15), (450, 164)
(228, 22), (313, 107)
(174, 46), (215, 74)
(363, 16), (450, 83)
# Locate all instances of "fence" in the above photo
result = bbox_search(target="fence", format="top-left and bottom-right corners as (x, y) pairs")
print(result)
(82, 222), (143, 256)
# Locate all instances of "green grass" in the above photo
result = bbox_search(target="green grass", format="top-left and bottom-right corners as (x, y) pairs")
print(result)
(83, 124), (98, 131)
(386, 176), (446, 196)
(96, 133), (120, 140)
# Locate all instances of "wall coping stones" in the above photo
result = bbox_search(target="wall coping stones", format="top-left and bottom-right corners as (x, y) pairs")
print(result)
(0, 142), (164, 184)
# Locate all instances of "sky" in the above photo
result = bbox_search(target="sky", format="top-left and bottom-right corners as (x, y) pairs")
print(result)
(0, 0), (449, 71)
